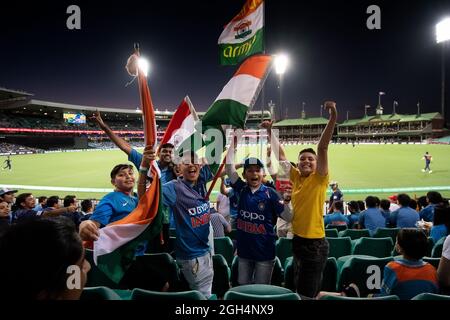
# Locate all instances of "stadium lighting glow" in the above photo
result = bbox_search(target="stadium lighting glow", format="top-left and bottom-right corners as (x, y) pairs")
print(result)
(274, 54), (288, 75)
(138, 58), (150, 77)
(436, 18), (450, 43)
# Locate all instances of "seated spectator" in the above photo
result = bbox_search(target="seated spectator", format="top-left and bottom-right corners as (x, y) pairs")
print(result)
(347, 200), (360, 229)
(0, 217), (91, 299)
(210, 207), (231, 238)
(388, 194), (400, 212)
(438, 235), (450, 294)
(12, 193), (76, 223)
(429, 205), (450, 243)
(0, 201), (11, 236)
(63, 195), (83, 228)
(80, 199), (94, 221)
(0, 188), (17, 208)
(389, 194), (420, 228)
(420, 191), (444, 222)
(324, 201), (349, 226)
(417, 196), (428, 212)
(377, 228), (439, 299)
(34, 196), (47, 211)
(357, 200), (366, 212)
(409, 199), (418, 211)
(359, 196), (386, 235)
(380, 199), (391, 222)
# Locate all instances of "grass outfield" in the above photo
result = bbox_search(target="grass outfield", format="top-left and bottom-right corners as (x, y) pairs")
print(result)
(1, 144), (450, 200)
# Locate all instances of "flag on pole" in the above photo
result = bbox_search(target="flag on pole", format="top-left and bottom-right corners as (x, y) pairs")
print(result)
(93, 49), (163, 283)
(202, 54), (273, 128)
(159, 96), (199, 150)
(218, 0), (265, 66)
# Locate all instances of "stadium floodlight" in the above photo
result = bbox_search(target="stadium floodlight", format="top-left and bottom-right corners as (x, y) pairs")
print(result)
(436, 17), (450, 124)
(274, 54), (289, 120)
(138, 58), (150, 77)
(436, 18), (450, 43)
(274, 54), (288, 75)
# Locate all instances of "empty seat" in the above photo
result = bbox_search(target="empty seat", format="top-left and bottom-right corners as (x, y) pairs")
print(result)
(275, 237), (292, 270)
(325, 229), (339, 238)
(80, 286), (122, 300)
(214, 237), (234, 266)
(327, 237), (352, 259)
(212, 254), (231, 298)
(224, 291), (300, 300)
(431, 237), (445, 258)
(352, 237), (394, 258)
(338, 229), (371, 240)
(131, 288), (206, 300)
(337, 255), (394, 297)
(411, 293), (450, 300)
(372, 227), (400, 243)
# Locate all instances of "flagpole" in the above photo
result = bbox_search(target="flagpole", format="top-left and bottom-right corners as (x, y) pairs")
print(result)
(205, 149), (228, 200)
(260, 0), (267, 161)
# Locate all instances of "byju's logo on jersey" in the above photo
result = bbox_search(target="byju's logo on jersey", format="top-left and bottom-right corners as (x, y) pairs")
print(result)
(188, 203), (210, 216)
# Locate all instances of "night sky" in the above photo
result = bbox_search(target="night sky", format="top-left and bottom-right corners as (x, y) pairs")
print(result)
(1, 0), (450, 122)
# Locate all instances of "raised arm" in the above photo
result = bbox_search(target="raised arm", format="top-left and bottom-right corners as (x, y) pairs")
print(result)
(261, 120), (291, 175)
(316, 101), (337, 177)
(137, 146), (156, 198)
(225, 134), (239, 184)
(91, 110), (132, 155)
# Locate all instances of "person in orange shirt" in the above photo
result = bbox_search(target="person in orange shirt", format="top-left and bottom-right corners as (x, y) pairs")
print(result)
(262, 101), (337, 298)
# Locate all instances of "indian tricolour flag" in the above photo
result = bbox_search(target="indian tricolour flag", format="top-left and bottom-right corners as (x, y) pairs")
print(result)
(201, 54), (273, 128)
(159, 95), (199, 150)
(218, 0), (264, 66)
(93, 50), (163, 283)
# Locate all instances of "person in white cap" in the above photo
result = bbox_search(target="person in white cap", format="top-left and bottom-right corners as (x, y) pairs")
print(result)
(328, 181), (343, 213)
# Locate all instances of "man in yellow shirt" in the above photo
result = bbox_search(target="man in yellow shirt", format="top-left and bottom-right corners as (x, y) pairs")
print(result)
(262, 101), (337, 298)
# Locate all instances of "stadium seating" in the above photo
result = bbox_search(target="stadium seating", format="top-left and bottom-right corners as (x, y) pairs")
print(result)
(80, 286), (122, 300)
(326, 237), (352, 259)
(337, 255), (394, 297)
(319, 294), (399, 300)
(338, 229), (371, 240)
(213, 237), (234, 266)
(325, 228), (339, 238)
(411, 293), (450, 300)
(372, 227), (400, 243)
(224, 291), (300, 300)
(423, 257), (441, 269)
(230, 256), (283, 287)
(326, 224), (347, 232)
(275, 237), (292, 270)
(228, 229), (237, 240)
(130, 289), (207, 300)
(431, 236), (445, 258)
(212, 254), (231, 298)
(352, 237), (394, 258)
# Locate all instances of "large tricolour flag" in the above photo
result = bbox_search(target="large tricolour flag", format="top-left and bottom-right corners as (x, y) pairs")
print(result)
(160, 96), (199, 150)
(201, 54), (273, 128)
(218, 0), (264, 66)
(93, 50), (163, 283)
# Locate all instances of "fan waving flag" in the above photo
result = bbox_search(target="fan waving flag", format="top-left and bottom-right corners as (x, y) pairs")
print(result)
(201, 54), (273, 128)
(93, 49), (163, 283)
(219, 0), (265, 65)
(160, 95), (199, 150)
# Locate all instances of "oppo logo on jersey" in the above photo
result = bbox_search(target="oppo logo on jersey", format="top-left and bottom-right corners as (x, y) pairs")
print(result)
(188, 203), (210, 216)
(239, 210), (265, 221)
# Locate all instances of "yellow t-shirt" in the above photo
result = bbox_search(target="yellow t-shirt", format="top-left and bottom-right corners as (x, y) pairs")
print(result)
(290, 166), (329, 239)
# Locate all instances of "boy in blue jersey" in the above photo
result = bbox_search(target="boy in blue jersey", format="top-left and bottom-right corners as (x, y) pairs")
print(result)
(389, 193), (420, 228)
(225, 138), (292, 285)
(139, 148), (214, 298)
(422, 152), (432, 173)
(324, 201), (349, 227)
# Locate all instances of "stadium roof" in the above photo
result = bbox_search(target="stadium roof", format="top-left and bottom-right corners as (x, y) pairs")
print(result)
(273, 117), (328, 127)
(339, 112), (443, 127)
(0, 87), (33, 104)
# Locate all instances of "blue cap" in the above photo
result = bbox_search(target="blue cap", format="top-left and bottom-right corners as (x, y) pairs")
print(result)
(243, 157), (264, 170)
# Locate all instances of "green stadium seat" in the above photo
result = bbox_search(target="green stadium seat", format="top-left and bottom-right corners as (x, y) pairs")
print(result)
(319, 294), (399, 300)
(169, 228), (177, 237)
(326, 237), (352, 259)
(337, 255), (394, 297)
(325, 229), (339, 238)
(411, 293), (450, 300)
(275, 237), (292, 270)
(228, 229), (237, 240)
(423, 257), (440, 269)
(224, 291), (300, 300)
(352, 237), (394, 258)
(212, 254), (231, 298)
(230, 256), (283, 287)
(80, 286), (122, 300)
(214, 237), (234, 266)
(283, 256), (295, 290)
(227, 283), (292, 295)
(326, 224), (347, 232)
(131, 288), (207, 300)
(338, 229), (371, 240)
(372, 227), (400, 243)
(431, 236), (445, 258)
(84, 249), (120, 289)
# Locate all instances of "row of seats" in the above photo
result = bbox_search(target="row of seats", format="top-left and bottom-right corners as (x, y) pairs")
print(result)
(80, 284), (450, 300)
(325, 227), (399, 242)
